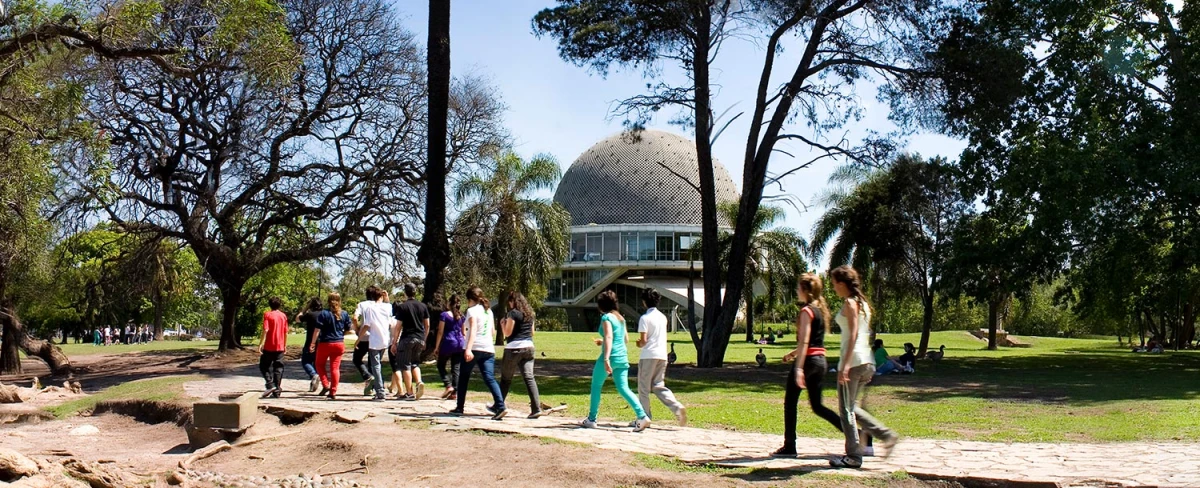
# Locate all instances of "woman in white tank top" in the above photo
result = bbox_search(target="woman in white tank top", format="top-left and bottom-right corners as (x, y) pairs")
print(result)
(829, 266), (898, 470)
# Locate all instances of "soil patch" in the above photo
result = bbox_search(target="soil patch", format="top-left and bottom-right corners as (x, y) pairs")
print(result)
(93, 399), (192, 425)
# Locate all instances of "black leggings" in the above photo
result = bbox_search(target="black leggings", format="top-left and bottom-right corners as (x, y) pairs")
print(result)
(783, 354), (842, 449)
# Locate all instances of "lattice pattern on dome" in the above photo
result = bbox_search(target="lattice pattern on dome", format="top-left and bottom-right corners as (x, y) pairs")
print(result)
(553, 130), (740, 226)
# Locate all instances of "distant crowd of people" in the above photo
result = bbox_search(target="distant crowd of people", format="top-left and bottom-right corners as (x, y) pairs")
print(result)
(255, 264), (902, 470)
(90, 324), (155, 346)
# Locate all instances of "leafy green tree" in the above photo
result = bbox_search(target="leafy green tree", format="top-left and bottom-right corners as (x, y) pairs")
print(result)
(71, 0), (434, 351)
(535, 0), (960, 366)
(810, 155), (965, 354)
(934, 0), (1199, 347)
(448, 150), (570, 317)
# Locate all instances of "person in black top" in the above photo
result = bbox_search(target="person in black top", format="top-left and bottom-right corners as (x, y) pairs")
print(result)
(499, 291), (543, 418)
(774, 273), (843, 457)
(390, 283), (430, 401)
(296, 297), (323, 394)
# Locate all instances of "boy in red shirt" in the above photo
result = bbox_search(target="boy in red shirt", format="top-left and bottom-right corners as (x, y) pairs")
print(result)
(260, 297), (289, 398)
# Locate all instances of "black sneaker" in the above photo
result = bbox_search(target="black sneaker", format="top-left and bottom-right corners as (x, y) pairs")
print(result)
(372, 394), (386, 402)
(318, 387), (330, 397)
(448, 409), (464, 416)
(402, 394), (416, 401)
(486, 404), (498, 414)
(270, 389), (282, 398)
(829, 456), (862, 469)
(491, 408), (508, 421)
(527, 410), (544, 419)
(770, 447), (798, 458)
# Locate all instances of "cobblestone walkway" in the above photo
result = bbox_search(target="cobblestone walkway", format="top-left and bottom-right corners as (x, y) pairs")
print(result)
(185, 369), (1200, 488)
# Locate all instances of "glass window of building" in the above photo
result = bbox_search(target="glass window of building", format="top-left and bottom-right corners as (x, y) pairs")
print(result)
(638, 232), (655, 260)
(571, 234), (586, 262)
(621, 232), (638, 261)
(585, 233), (602, 261)
(602, 232), (620, 261)
(656, 233), (675, 260)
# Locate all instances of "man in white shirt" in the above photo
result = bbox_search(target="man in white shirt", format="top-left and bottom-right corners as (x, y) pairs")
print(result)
(635, 288), (686, 426)
(355, 285), (394, 401)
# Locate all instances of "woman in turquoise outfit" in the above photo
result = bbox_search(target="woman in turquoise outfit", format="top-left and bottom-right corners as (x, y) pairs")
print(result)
(581, 290), (651, 432)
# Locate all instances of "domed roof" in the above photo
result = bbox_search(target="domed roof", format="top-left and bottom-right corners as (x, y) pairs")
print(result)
(553, 130), (740, 226)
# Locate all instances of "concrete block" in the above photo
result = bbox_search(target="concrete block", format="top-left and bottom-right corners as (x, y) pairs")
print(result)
(192, 392), (257, 430)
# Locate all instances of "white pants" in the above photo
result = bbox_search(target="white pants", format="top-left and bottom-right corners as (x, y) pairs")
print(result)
(637, 358), (684, 420)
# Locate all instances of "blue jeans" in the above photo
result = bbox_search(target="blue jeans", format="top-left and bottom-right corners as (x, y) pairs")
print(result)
(300, 351), (318, 379)
(456, 351), (504, 411)
(367, 349), (386, 396)
(875, 360), (897, 376)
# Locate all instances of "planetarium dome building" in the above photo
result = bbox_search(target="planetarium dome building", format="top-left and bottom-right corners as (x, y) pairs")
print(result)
(546, 130), (740, 331)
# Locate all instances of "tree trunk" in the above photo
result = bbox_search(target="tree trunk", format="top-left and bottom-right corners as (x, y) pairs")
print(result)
(418, 0), (453, 301)
(744, 293), (755, 343)
(918, 291), (934, 356)
(686, 259), (703, 361)
(494, 289), (511, 347)
(1, 305), (71, 375)
(218, 286), (244, 352)
(987, 297), (1000, 351)
(153, 289), (165, 341)
(691, 8), (726, 368)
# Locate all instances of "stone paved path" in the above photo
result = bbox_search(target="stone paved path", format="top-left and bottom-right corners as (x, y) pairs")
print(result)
(185, 369), (1200, 488)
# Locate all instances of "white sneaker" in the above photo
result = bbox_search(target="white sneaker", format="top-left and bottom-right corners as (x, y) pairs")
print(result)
(580, 419), (597, 429)
(633, 417), (651, 432)
(415, 383), (425, 400)
(676, 407), (688, 427)
(628, 420), (638, 428)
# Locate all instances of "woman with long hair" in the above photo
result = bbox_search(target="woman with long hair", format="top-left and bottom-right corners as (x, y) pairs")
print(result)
(310, 293), (350, 400)
(828, 265), (899, 469)
(451, 287), (507, 420)
(297, 297), (323, 394)
(499, 291), (543, 418)
(434, 294), (466, 400)
(774, 273), (842, 457)
(581, 290), (649, 432)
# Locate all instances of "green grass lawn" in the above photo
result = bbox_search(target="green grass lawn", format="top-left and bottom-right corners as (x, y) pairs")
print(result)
(45, 375), (204, 419)
(446, 330), (1200, 443)
(45, 329), (1200, 443)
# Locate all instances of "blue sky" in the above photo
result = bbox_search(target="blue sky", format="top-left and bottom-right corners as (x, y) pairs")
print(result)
(396, 1), (966, 250)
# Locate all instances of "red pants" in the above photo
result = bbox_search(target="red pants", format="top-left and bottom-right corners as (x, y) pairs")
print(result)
(315, 342), (345, 394)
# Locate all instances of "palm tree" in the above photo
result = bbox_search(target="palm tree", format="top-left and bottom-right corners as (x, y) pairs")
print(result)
(701, 203), (808, 343)
(451, 150), (570, 325)
(809, 155), (963, 354)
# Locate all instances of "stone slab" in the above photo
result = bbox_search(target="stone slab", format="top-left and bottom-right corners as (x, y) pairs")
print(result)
(193, 392), (257, 430)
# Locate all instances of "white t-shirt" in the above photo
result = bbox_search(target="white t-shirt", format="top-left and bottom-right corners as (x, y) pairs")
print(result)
(637, 308), (669, 361)
(837, 300), (874, 368)
(356, 300), (393, 350)
(465, 304), (495, 354)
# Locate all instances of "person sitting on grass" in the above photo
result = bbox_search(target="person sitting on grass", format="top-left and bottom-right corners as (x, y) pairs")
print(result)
(871, 339), (909, 375)
(898, 343), (917, 373)
(767, 329), (777, 344)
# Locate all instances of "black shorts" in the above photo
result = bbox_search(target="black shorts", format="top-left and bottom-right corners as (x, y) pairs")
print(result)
(394, 337), (425, 370)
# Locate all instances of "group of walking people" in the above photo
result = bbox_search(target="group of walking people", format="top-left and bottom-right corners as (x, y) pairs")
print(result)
(776, 265), (899, 469)
(91, 324), (154, 346)
(255, 263), (894, 470)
